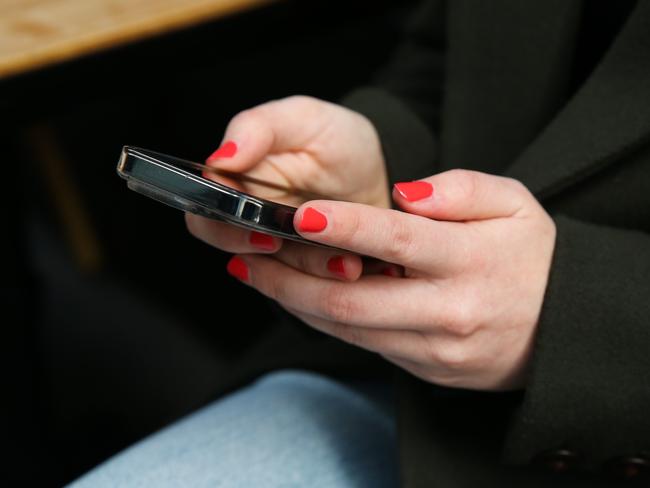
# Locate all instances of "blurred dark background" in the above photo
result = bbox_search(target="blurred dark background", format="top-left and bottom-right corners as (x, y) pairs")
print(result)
(1, 0), (416, 485)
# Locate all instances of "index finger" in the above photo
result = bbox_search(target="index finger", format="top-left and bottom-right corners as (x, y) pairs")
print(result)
(205, 96), (329, 173)
(293, 201), (470, 273)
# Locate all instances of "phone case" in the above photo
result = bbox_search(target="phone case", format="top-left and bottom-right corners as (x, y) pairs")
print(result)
(116, 146), (308, 241)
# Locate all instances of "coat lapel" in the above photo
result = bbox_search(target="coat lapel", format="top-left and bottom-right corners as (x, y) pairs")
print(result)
(504, 0), (650, 199)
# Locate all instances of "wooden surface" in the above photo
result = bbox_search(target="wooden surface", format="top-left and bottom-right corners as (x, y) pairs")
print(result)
(0, 0), (274, 79)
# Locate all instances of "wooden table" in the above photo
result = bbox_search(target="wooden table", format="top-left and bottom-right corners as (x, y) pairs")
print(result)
(0, 0), (273, 79)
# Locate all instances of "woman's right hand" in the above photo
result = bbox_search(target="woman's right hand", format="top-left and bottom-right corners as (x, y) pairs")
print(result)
(186, 95), (390, 280)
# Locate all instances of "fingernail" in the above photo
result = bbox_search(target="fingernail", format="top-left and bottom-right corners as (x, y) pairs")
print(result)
(297, 207), (327, 233)
(381, 266), (397, 277)
(394, 181), (433, 202)
(249, 231), (275, 251)
(327, 256), (346, 278)
(207, 140), (238, 161)
(226, 256), (249, 281)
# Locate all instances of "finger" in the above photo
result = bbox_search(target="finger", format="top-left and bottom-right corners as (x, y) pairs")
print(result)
(230, 254), (442, 329)
(273, 240), (363, 281)
(185, 213), (282, 254)
(282, 306), (421, 359)
(383, 353), (492, 390)
(393, 169), (531, 221)
(205, 96), (326, 173)
(293, 201), (469, 272)
(283, 307), (455, 368)
(362, 258), (405, 278)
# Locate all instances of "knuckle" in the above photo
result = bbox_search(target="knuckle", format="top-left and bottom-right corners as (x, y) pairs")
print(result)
(439, 169), (484, 219)
(454, 169), (481, 202)
(434, 342), (472, 371)
(231, 108), (261, 129)
(263, 274), (289, 304)
(432, 372), (467, 389)
(502, 177), (531, 215)
(271, 95), (319, 118)
(446, 168), (472, 181)
(504, 176), (528, 195)
(332, 323), (365, 348)
(335, 208), (362, 244)
(439, 299), (480, 337)
(420, 332), (441, 364)
(292, 249), (311, 273)
(286, 94), (314, 106)
(321, 284), (358, 323)
(384, 219), (418, 264)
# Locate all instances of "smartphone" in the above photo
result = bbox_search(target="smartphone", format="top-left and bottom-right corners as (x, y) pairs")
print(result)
(117, 146), (317, 244)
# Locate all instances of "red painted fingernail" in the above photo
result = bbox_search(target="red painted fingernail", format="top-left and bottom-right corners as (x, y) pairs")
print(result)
(327, 256), (346, 278)
(207, 140), (238, 161)
(381, 266), (397, 277)
(394, 181), (433, 201)
(249, 231), (275, 251)
(226, 256), (249, 281)
(298, 207), (327, 233)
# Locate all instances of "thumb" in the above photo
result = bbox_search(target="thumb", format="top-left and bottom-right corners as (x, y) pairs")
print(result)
(392, 169), (530, 221)
(205, 96), (324, 173)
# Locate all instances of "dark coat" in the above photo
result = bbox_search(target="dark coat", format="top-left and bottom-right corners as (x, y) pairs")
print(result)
(237, 1), (650, 486)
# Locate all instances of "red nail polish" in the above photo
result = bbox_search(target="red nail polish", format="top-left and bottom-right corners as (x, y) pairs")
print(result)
(226, 256), (249, 281)
(394, 181), (433, 202)
(298, 207), (327, 233)
(207, 141), (238, 161)
(381, 266), (397, 277)
(250, 231), (275, 251)
(327, 256), (346, 278)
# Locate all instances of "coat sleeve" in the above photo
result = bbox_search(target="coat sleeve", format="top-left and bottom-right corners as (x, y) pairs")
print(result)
(503, 215), (650, 471)
(340, 0), (444, 184)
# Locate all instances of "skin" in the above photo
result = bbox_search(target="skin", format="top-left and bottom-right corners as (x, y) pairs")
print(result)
(186, 95), (557, 391)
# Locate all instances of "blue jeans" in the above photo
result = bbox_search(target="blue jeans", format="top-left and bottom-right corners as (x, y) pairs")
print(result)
(68, 370), (398, 487)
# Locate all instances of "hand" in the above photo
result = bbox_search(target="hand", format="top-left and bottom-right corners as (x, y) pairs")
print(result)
(186, 96), (391, 274)
(186, 96), (389, 278)
(203, 95), (390, 208)
(223, 170), (556, 391)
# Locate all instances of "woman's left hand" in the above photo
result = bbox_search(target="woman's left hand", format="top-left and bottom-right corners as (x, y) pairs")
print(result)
(204, 170), (557, 390)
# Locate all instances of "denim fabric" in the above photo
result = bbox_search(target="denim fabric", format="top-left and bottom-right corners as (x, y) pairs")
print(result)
(68, 370), (398, 487)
